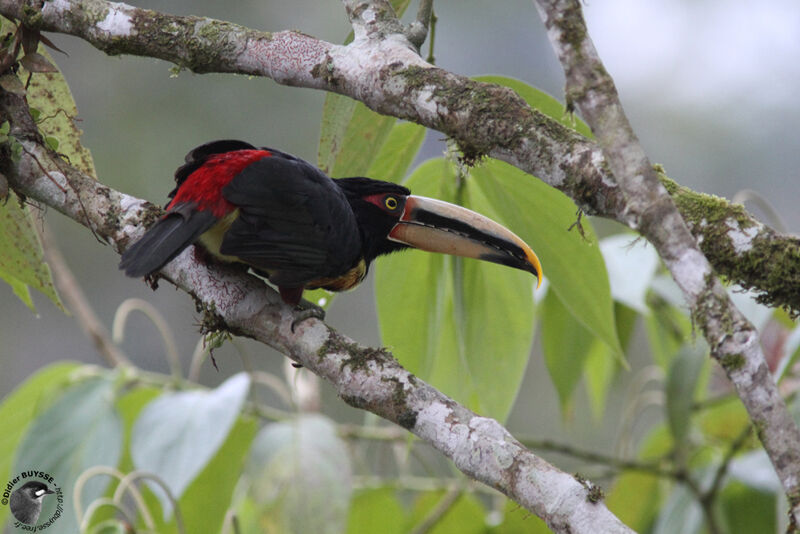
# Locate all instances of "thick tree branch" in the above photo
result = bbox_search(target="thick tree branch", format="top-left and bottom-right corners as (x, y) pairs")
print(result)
(0, 0), (793, 315)
(532, 0), (800, 523)
(0, 89), (632, 533)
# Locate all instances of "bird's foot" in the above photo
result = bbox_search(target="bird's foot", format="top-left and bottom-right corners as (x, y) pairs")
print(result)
(290, 299), (326, 333)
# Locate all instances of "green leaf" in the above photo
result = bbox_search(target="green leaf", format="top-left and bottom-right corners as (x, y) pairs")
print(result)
(171, 417), (256, 534)
(45, 135), (59, 151)
(13, 375), (123, 534)
(116, 386), (161, 472)
(376, 158), (453, 381)
(665, 344), (705, 464)
(376, 159), (536, 421)
(318, 97), (396, 178)
(0, 362), (81, 528)
(606, 471), (661, 532)
(583, 340), (617, 421)
(367, 121), (427, 183)
(408, 491), (486, 534)
(606, 425), (674, 532)
(489, 497), (551, 533)
(130, 373), (251, 513)
(651, 469), (710, 534)
(645, 297), (692, 369)
(698, 397), (749, 442)
(0, 195), (63, 311)
(244, 414), (352, 534)
(347, 489), (405, 534)
(584, 304), (637, 419)
(20, 47), (97, 179)
(719, 481), (776, 534)
(317, 0), (413, 177)
(125, 416), (256, 534)
(727, 451), (781, 494)
(474, 75), (593, 138)
(541, 289), (594, 414)
(376, 241), (447, 379)
(473, 159), (621, 356)
(76, 386), (162, 531)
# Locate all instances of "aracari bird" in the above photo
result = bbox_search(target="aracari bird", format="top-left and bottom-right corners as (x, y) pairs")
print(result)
(120, 140), (542, 323)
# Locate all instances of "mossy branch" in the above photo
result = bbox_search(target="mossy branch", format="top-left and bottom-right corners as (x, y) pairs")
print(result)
(661, 175), (800, 316)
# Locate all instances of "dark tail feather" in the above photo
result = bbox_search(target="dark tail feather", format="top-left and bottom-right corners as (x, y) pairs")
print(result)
(120, 208), (217, 277)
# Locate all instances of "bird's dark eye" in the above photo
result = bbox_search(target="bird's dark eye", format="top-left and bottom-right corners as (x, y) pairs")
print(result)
(384, 196), (399, 210)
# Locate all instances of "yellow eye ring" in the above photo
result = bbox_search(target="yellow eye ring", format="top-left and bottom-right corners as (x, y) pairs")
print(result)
(385, 196), (398, 210)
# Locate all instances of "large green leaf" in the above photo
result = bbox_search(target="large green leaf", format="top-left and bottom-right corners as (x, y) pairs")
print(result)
(316, 0), (412, 176)
(168, 417), (256, 534)
(21, 46), (97, 180)
(489, 497), (552, 533)
(719, 480), (776, 534)
(318, 95), (396, 177)
(541, 289), (594, 414)
(130, 373), (250, 513)
(584, 303), (637, 420)
(408, 491), (486, 534)
(0, 196), (62, 310)
(0, 362), (80, 528)
(12, 375), (123, 534)
(115, 385), (255, 534)
(473, 159), (621, 355)
(124, 416), (256, 534)
(347, 489), (405, 534)
(376, 159), (536, 421)
(244, 414), (352, 534)
(665, 344), (706, 465)
(606, 425), (673, 532)
(367, 121), (427, 183)
(457, 181), (535, 416)
(0, 34), (91, 312)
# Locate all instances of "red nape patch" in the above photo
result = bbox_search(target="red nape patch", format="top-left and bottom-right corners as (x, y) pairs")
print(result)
(168, 150), (271, 217)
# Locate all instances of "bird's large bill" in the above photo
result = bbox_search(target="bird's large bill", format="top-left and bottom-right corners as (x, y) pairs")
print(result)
(387, 195), (542, 288)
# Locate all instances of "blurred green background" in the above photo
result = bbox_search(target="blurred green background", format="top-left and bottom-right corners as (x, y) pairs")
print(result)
(2, 0), (799, 463)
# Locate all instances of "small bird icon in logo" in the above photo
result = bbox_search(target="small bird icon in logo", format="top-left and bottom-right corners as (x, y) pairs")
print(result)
(9, 481), (55, 525)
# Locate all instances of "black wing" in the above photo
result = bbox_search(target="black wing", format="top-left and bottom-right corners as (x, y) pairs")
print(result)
(120, 203), (217, 277)
(220, 151), (363, 287)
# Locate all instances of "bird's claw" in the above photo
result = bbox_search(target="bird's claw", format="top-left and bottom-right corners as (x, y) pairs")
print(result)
(290, 299), (326, 333)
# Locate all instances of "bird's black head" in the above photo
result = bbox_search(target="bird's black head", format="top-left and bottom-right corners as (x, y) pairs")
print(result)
(336, 177), (413, 263)
(336, 176), (543, 286)
(18, 481), (54, 500)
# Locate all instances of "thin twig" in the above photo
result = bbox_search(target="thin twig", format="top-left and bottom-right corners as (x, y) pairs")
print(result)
(426, 10), (437, 64)
(112, 298), (182, 379)
(40, 224), (132, 367)
(521, 438), (676, 478)
(406, 0), (434, 48)
(703, 425), (753, 507)
(409, 485), (464, 534)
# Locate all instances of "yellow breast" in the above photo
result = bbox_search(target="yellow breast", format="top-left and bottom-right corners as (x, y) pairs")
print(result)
(307, 258), (367, 292)
(198, 209), (241, 263)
